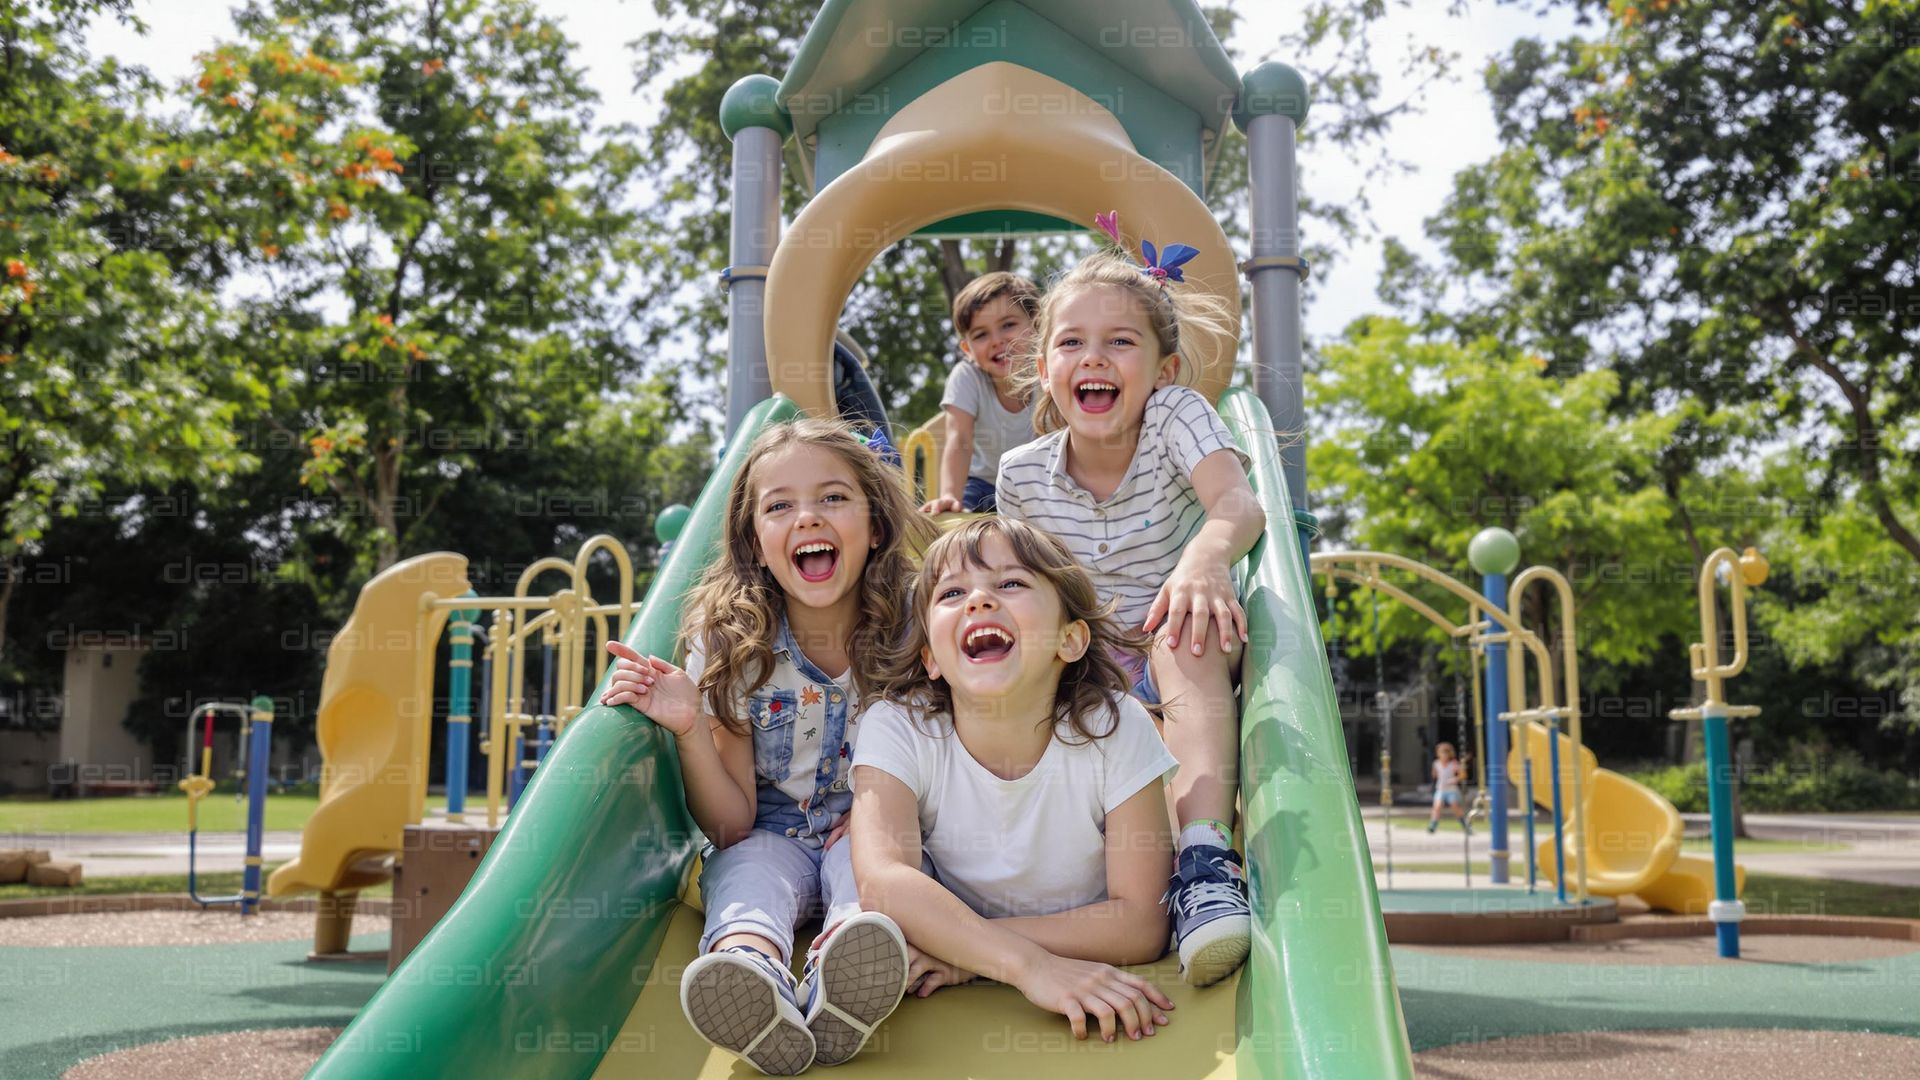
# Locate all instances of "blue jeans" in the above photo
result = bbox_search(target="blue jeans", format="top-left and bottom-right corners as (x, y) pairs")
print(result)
(962, 476), (997, 513)
(698, 829), (861, 964)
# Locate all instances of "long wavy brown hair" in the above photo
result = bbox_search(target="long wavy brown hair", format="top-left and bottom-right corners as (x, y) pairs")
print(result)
(681, 418), (935, 735)
(874, 517), (1154, 743)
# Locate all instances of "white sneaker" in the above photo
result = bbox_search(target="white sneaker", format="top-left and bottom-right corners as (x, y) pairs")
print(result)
(681, 946), (815, 1076)
(801, 911), (910, 1065)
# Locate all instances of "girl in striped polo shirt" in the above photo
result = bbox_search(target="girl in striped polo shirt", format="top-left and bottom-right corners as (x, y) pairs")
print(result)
(996, 236), (1266, 987)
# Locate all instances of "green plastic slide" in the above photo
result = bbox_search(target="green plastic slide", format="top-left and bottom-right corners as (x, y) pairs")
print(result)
(306, 390), (1411, 1078)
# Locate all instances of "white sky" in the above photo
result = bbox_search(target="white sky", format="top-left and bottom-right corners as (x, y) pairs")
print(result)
(87, 0), (1582, 342)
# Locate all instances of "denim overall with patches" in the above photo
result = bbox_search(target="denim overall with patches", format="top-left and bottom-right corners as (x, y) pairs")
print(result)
(696, 616), (863, 961)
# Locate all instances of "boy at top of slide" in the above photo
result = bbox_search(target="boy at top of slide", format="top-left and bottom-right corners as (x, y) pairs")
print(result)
(920, 272), (1042, 515)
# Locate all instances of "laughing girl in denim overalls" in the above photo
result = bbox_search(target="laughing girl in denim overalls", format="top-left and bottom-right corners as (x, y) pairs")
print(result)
(601, 419), (934, 1076)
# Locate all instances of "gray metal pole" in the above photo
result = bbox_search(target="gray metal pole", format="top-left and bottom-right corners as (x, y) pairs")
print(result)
(725, 125), (782, 439)
(1247, 111), (1307, 514)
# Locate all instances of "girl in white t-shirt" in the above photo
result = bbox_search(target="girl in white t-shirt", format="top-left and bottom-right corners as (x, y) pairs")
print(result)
(1427, 741), (1472, 835)
(851, 517), (1179, 1046)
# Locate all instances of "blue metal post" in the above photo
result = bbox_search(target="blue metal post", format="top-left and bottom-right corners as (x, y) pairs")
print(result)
(241, 696), (273, 916)
(537, 642), (556, 764)
(445, 600), (478, 822)
(1703, 705), (1743, 957)
(1481, 571), (1512, 884)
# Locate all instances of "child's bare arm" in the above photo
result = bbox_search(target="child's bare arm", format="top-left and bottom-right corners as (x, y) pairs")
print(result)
(601, 642), (756, 846)
(1145, 450), (1264, 655)
(994, 782), (1173, 965)
(923, 405), (975, 513)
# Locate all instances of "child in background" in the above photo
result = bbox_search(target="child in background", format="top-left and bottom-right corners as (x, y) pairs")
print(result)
(996, 216), (1264, 987)
(600, 419), (935, 1076)
(852, 517), (1178, 1044)
(1427, 742), (1471, 834)
(920, 272), (1041, 515)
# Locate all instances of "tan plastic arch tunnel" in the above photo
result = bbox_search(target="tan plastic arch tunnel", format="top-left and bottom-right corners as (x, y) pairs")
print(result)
(765, 62), (1242, 418)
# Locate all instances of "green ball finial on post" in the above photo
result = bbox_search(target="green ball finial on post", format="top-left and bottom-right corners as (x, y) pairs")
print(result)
(1469, 527), (1522, 577)
(1234, 61), (1311, 134)
(719, 74), (792, 140)
(655, 505), (692, 546)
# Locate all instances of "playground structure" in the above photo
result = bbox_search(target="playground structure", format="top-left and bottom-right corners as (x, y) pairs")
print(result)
(293, 2), (1424, 1077)
(262, 534), (652, 955)
(1670, 545), (1770, 957)
(238, 3), (1781, 1077)
(176, 696), (276, 914)
(1315, 530), (1746, 920)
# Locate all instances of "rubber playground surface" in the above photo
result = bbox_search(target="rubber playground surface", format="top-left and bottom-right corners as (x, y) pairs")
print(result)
(3, 914), (1917, 1078)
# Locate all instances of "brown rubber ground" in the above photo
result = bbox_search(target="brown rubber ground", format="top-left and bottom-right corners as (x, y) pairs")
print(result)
(62, 1027), (340, 1080)
(1413, 1028), (1920, 1078)
(0, 910), (390, 948)
(1403, 932), (1920, 966)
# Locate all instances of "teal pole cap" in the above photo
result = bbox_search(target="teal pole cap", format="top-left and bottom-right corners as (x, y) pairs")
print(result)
(720, 74), (792, 140)
(1234, 62), (1310, 134)
(249, 695), (275, 715)
(656, 504), (692, 545)
(1468, 527), (1521, 577)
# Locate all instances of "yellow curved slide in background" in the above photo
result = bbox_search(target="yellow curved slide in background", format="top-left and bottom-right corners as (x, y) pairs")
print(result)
(1508, 719), (1743, 912)
(268, 552), (470, 901)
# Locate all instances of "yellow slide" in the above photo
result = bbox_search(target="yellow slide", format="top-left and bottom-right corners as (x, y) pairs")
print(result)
(267, 552), (470, 901)
(1508, 720), (1742, 913)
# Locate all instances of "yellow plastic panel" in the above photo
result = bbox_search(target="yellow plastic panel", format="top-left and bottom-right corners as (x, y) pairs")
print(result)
(268, 551), (469, 896)
(764, 61), (1241, 419)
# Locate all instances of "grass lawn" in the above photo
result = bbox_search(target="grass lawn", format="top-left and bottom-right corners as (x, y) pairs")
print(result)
(0, 793), (323, 834)
(1390, 863), (1919, 920)
(0, 862), (392, 901)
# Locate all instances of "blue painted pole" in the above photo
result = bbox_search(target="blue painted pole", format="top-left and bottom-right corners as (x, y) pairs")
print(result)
(1482, 571), (1511, 884)
(1703, 705), (1743, 957)
(445, 599), (478, 822)
(1522, 755), (1537, 893)
(1546, 721), (1567, 903)
(241, 696), (273, 916)
(537, 641), (557, 764)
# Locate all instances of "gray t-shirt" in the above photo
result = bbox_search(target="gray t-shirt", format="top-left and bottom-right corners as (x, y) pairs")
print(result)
(941, 361), (1036, 484)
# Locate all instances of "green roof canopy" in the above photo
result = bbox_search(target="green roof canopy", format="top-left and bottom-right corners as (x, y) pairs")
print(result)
(777, 0), (1243, 230)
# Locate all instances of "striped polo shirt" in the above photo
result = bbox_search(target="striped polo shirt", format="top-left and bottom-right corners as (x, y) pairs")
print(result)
(996, 385), (1251, 628)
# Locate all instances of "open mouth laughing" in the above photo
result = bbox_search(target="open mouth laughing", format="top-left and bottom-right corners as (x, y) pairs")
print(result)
(1073, 377), (1119, 414)
(961, 623), (1016, 662)
(791, 540), (840, 583)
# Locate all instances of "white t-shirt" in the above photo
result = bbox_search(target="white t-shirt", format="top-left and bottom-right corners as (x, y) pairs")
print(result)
(854, 692), (1177, 919)
(996, 385), (1250, 628)
(1433, 759), (1462, 794)
(941, 361), (1035, 484)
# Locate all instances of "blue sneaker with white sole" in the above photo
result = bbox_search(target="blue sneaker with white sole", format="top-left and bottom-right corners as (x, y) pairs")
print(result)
(1166, 844), (1252, 987)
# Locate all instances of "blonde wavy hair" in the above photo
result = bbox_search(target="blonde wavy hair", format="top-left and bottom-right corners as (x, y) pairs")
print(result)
(874, 517), (1154, 744)
(1022, 250), (1234, 435)
(681, 418), (935, 735)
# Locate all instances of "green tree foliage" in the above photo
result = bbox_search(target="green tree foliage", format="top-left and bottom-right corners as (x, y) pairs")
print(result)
(0, 0), (256, 660)
(1389, 0), (1920, 729)
(1310, 317), (1737, 674)
(188, 0), (653, 575)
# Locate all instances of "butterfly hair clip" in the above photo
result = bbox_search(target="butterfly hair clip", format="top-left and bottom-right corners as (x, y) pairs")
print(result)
(1094, 211), (1200, 284)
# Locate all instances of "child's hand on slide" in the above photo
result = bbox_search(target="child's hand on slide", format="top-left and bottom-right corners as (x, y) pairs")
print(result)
(919, 495), (964, 515)
(1144, 556), (1248, 656)
(905, 945), (976, 998)
(1015, 953), (1174, 1043)
(599, 641), (701, 736)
